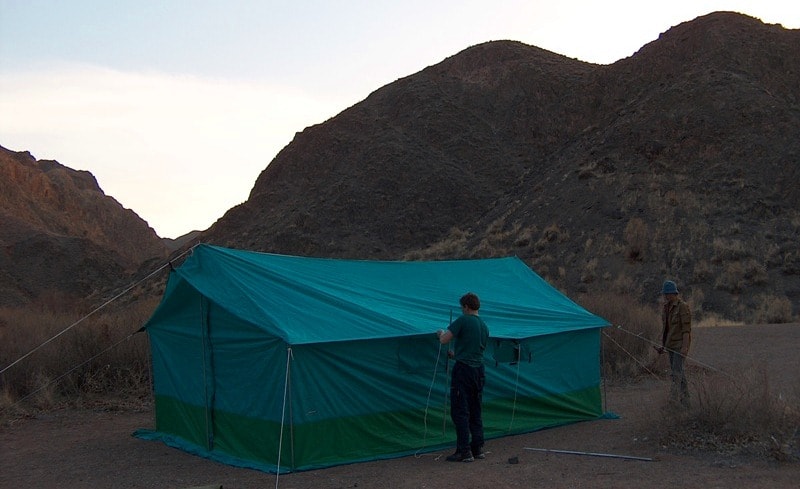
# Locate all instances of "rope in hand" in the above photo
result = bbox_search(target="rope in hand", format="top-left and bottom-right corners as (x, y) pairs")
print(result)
(414, 340), (446, 457)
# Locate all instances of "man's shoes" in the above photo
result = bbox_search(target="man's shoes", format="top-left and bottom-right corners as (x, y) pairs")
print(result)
(472, 447), (486, 459)
(446, 450), (474, 462)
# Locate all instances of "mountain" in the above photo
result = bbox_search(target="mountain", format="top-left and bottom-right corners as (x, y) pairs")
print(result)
(202, 12), (800, 321)
(0, 146), (168, 307)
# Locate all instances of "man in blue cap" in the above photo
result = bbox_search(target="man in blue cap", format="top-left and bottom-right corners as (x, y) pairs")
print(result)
(656, 280), (692, 406)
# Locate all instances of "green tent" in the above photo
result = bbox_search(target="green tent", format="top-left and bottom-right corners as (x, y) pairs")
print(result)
(137, 244), (609, 473)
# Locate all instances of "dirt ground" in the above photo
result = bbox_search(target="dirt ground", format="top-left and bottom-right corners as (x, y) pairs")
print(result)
(2, 323), (799, 489)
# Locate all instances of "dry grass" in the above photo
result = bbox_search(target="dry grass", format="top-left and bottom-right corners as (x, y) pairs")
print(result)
(535, 223), (570, 251)
(753, 294), (795, 324)
(577, 291), (661, 379)
(588, 290), (800, 460)
(656, 365), (800, 460)
(695, 313), (745, 328)
(0, 298), (159, 415)
(712, 238), (751, 263)
(579, 292), (799, 460)
(402, 227), (470, 260)
(623, 217), (648, 262)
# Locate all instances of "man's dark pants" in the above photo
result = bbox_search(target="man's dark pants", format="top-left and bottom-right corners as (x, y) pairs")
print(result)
(450, 361), (486, 454)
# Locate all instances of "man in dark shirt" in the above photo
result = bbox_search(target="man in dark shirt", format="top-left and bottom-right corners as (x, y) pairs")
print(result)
(437, 292), (490, 462)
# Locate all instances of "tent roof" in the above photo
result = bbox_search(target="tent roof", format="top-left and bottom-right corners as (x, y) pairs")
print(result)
(149, 244), (608, 344)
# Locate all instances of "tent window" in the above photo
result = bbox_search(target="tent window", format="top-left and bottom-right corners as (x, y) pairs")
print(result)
(491, 339), (531, 365)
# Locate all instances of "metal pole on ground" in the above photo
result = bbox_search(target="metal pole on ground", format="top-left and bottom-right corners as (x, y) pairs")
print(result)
(523, 447), (653, 462)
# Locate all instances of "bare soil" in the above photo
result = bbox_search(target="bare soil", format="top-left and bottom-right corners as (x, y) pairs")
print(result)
(2, 324), (799, 489)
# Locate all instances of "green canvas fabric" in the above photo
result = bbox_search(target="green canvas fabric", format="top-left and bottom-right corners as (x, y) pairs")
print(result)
(139, 244), (609, 473)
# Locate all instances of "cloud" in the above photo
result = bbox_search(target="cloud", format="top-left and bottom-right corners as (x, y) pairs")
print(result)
(0, 64), (350, 238)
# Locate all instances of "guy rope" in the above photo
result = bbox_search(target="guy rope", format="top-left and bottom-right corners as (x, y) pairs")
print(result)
(0, 245), (196, 411)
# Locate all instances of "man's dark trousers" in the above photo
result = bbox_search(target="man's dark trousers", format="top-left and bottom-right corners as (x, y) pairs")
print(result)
(450, 361), (485, 454)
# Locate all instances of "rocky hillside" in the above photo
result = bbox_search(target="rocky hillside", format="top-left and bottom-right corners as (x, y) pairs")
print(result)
(203, 12), (800, 322)
(0, 146), (168, 307)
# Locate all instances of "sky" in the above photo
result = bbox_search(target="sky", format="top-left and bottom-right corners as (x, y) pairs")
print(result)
(1, 1), (798, 239)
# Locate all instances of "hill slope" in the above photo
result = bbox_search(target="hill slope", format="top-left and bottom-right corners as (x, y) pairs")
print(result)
(202, 12), (799, 321)
(0, 146), (168, 307)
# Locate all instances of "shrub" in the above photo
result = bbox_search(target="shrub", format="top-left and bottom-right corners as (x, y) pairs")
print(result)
(402, 227), (470, 260)
(714, 262), (745, 292)
(580, 258), (598, 284)
(742, 259), (768, 285)
(0, 298), (158, 412)
(692, 260), (713, 282)
(535, 224), (569, 250)
(694, 313), (743, 328)
(657, 365), (800, 459)
(513, 225), (537, 248)
(578, 291), (660, 379)
(609, 273), (637, 296)
(687, 287), (705, 317)
(753, 295), (794, 324)
(623, 218), (648, 262)
(474, 221), (524, 257)
(711, 238), (750, 264)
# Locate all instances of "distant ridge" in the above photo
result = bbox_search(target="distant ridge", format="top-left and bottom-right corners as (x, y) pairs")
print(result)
(0, 145), (168, 307)
(202, 12), (800, 321)
(163, 230), (202, 251)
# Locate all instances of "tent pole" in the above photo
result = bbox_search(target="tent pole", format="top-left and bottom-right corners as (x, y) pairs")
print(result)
(442, 309), (452, 435)
(288, 350), (295, 470)
(200, 296), (215, 451)
(508, 353), (522, 433)
(524, 447), (653, 462)
(275, 346), (293, 486)
(600, 329), (608, 413)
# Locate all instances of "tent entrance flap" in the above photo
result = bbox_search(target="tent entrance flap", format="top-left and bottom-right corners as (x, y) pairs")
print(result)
(201, 296), (215, 451)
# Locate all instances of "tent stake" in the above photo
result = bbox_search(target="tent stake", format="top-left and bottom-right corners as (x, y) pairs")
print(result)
(523, 447), (653, 462)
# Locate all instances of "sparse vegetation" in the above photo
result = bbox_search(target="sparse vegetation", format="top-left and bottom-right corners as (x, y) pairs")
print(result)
(0, 298), (158, 415)
(402, 227), (470, 260)
(694, 313), (744, 328)
(715, 262), (746, 293)
(585, 291), (800, 461)
(580, 258), (599, 284)
(692, 260), (713, 282)
(712, 238), (751, 264)
(578, 291), (660, 379)
(623, 218), (648, 262)
(656, 365), (800, 460)
(753, 294), (794, 324)
(535, 224), (569, 251)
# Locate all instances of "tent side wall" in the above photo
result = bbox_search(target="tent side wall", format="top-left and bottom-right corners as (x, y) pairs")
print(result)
(282, 328), (604, 471)
(143, 280), (290, 469)
(483, 328), (603, 436)
(144, 322), (603, 473)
